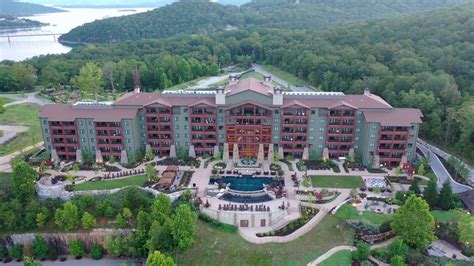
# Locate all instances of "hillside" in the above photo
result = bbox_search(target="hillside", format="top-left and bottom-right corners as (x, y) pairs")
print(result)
(0, 0), (65, 16)
(59, 0), (473, 44)
(59, 2), (245, 44)
(0, 15), (45, 29)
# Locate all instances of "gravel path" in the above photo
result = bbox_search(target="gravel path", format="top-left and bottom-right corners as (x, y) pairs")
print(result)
(0, 125), (28, 145)
(2, 92), (50, 107)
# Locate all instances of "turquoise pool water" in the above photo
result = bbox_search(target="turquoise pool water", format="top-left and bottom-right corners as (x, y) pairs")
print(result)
(221, 175), (284, 191)
(220, 193), (273, 203)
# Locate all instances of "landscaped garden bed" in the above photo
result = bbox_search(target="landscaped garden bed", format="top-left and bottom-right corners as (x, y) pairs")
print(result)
(343, 161), (365, 172)
(300, 159), (340, 172)
(387, 175), (428, 186)
(157, 157), (200, 168)
(256, 206), (319, 237)
(73, 175), (148, 191)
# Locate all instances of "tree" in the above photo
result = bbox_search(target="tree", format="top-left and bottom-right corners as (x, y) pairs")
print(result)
(151, 193), (171, 224)
(147, 219), (174, 253)
(458, 211), (474, 245)
(394, 167), (402, 177)
(122, 207), (133, 225)
(438, 181), (455, 210)
(422, 179), (438, 208)
(146, 164), (158, 182)
(55, 202), (80, 231)
(72, 62), (104, 100)
(103, 62), (117, 94)
(391, 255), (406, 266)
(391, 195), (436, 249)
(73, 163), (79, 173)
(68, 239), (85, 258)
(116, 213), (127, 228)
(90, 244), (104, 260)
(12, 161), (36, 202)
(146, 251), (175, 266)
(417, 164), (426, 176)
(137, 210), (151, 233)
(388, 240), (408, 259)
(351, 241), (370, 261)
(409, 179), (421, 195)
(81, 211), (96, 229)
(33, 236), (49, 258)
(172, 204), (197, 250)
(146, 149), (155, 161)
(12, 63), (36, 90)
(109, 155), (116, 164)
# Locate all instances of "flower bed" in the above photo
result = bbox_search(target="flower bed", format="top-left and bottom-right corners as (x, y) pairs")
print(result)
(387, 176), (425, 185)
(270, 163), (281, 171)
(156, 157), (200, 168)
(256, 206), (319, 237)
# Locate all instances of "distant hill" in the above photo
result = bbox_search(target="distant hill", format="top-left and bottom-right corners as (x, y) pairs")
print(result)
(59, 0), (473, 44)
(0, 14), (45, 29)
(0, 0), (65, 16)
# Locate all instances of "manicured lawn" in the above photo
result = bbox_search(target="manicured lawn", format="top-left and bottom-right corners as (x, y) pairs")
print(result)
(262, 64), (313, 88)
(239, 71), (281, 87)
(319, 250), (352, 266)
(335, 204), (392, 226)
(176, 215), (354, 265)
(0, 96), (14, 105)
(311, 175), (364, 189)
(73, 175), (148, 191)
(0, 103), (42, 155)
(431, 210), (461, 223)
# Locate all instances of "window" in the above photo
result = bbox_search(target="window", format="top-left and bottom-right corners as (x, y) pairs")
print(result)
(219, 134), (223, 138)
(370, 142), (375, 147)
(176, 134), (180, 138)
(126, 138), (130, 143)
(319, 127), (324, 132)
(142, 133), (146, 137)
(80, 129), (85, 134)
(141, 125), (145, 129)
(48, 146), (51, 150)
(174, 125), (179, 130)
(311, 110), (316, 114)
(81, 138), (86, 142)
(78, 120), (83, 125)
(140, 116), (144, 121)
(274, 127), (279, 131)
(88, 121), (92, 125)
(126, 130), (130, 135)
(355, 136), (359, 141)
(45, 129), (49, 133)
(91, 138), (95, 143)
(219, 117), (223, 122)
(370, 134), (376, 138)
(371, 125), (377, 129)
(354, 145), (359, 149)
(310, 119), (314, 123)
(125, 121), (129, 126)
(43, 120), (47, 125)
(274, 110), (279, 114)
(357, 111), (362, 115)
(89, 129), (94, 134)
(274, 136), (279, 139)
(174, 117), (179, 121)
(219, 126), (223, 130)
(320, 119), (325, 123)
(310, 127), (314, 131)
(185, 134), (189, 139)
(46, 137), (50, 142)
(357, 120), (361, 124)
(92, 146), (95, 151)
(185, 142), (189, 146)
(219, 109), (223, 113)
(318, 144), (323, 149)
(184, 125), (188, 130)
(356, 128), (360, 132)
(309, 136), (314, 140)
(185, 117), (188, 121)
(319, 136), (324, 140)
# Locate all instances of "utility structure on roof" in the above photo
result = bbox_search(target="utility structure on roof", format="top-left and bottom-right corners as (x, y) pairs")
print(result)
(39, 77), (422, 168)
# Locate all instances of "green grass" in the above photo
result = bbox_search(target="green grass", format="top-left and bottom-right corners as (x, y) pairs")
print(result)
(431, 210), (462, 223)
(335, 204), (392, 226)
(319, 250), (352, 266)
(239, 71), (282, 88)
(176, 215), (354, 266)
(262, 64), (314, 88)
(73, 175), (148, 191)
(311, 175), (364, 189)
(0, 96), (14, 105)
(0, 103), (41, 155)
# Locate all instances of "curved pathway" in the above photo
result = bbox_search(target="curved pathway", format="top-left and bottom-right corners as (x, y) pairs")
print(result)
(417, 142), (471, 193)
(0, 142), (43, 172)
(2, 92), (50, 107)
(307, 237), (398, 265)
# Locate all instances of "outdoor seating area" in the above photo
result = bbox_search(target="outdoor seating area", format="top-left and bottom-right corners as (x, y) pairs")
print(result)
(363, 177), (388, 188)
(218, 203), (271, 212)
(157, 165), (179, 189)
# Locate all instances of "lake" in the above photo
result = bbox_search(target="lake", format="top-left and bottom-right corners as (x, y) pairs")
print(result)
(0, 8), (151, 62)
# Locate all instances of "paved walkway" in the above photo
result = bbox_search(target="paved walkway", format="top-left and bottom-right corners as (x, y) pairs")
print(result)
(0, 142), (43, 172)
(307, 237), (398, 265)
(2, 92), (50, 107)
(239, 189), (350, 244)
(252, 63), (313, 92)
(417, 142), (471, 193)
(0, 125), (28, 145)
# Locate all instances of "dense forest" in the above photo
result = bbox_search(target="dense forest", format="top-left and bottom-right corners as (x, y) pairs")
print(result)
(59, 0), (473, 44)
(0, 15), (44, 29)
(2, 5), (473, 161)
(0, 0), (65, 16)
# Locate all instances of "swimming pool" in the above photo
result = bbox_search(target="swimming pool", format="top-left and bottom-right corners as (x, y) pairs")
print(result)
(220, 193), (273, 203)
(220, 175), (284, 192)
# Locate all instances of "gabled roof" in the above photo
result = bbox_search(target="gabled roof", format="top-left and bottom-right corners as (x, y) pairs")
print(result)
(225, 78), (273, 97)
(459, 190), (474, 213)
(39, 104), (139, 122)
(327, 100), (358, 110)
(189, 99), (217, 108)
(363, 108), (423, 126)
(224, 100), (273, 110)
(282, 100), (310, 109)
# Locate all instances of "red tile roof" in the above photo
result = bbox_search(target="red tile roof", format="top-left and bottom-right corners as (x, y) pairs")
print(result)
(363, 108), (423, 126)
(225, 78), (273, 97)
(39, 104), (139, 122)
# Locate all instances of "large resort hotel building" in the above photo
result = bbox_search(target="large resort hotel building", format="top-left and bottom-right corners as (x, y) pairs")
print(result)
(39, 77), (423, 168)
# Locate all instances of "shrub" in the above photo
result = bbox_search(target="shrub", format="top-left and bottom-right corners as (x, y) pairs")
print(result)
(352, 241), (370, 261)
(90, 244), (103, 260)
(68, 240), (85, 258)
(47, 248), (58, 261)
(33, 236), (49, 259)
(10, 244), (23, 260)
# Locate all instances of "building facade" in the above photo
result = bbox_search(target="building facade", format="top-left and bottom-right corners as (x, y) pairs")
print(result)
(39, 77), (423, 168)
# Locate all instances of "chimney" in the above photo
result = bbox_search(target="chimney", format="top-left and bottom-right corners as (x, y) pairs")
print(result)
(364, 88), (371, 96)
(228, 75), (238, 85)
(134, 86), (141, 93)
(273, 86), (283, 106)
(215, 87), (226, 105)
(263, 76), (272, 85)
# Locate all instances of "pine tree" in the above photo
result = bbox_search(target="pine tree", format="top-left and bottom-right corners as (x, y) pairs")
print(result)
(438, 181), (455, 210)
(423, 179), (438, 208)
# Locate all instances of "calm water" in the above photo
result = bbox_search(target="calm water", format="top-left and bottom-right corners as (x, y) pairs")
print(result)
(0, 8), (150, 61)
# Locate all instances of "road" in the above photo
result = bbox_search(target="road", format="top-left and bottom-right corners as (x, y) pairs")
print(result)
(187, 72), (244, 90)
(2, 92), (50, 107)
(0, 125), (29, 145)
(417, 143), (471, 193)
(252, 63), (313, 92)
(0, 142), (43, 172)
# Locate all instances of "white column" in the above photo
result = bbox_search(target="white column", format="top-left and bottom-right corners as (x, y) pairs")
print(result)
(169, 144), (176, 158)
(233, 144), (240, 162)
(268, 144), (274, 163)
(302, 147), (309, 160)
(189, 145), (196, 158)
(223, 143), (229, 161)
(75, 149), (82, 163)
(120, 150), (128, 165)
(257, 144), (264, 162)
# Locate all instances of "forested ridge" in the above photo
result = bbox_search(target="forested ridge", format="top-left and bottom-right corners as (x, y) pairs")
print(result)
(59, 0), (473, 44)
(0, 0), (65, 16)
